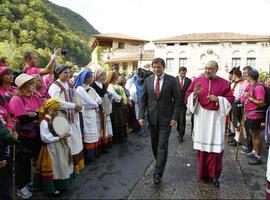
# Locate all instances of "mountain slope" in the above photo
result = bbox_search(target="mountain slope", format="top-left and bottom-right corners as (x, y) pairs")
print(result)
(0, 0), (99, 69)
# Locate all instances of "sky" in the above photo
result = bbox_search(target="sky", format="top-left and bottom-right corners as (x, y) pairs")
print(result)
(49, 0), (270, 40)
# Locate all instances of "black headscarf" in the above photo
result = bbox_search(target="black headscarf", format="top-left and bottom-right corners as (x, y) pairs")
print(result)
(54, 64), (70, 80)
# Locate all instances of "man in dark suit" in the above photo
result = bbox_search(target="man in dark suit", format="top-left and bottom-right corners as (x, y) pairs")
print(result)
(176, 66), (192, 142)
(138, 58), (180, 184)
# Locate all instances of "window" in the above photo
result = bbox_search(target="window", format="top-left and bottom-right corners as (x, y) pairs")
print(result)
(231, 58), (241, 68)
(247, 41), (257, 44)
(232, 42), (242, 45)
(167, 43), (175, 46)
(118, 42), (125, 49)
(123, 62), (128, 71)
(179, 43), (188, 46)
(246, 58), (256, 67)
(200, 42), (219, 45)
(132, 62), (138, 71)
(166, 58), (174, 69)
(179, 58), (187, 67)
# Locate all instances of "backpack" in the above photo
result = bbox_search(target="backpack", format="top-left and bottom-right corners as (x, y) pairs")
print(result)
(252, 83), (270, 119)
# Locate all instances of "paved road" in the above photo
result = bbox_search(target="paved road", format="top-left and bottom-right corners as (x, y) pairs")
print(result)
(129, 116), (252, 199)
(33, 131), (153, 199)
(33, 114), (267, 199)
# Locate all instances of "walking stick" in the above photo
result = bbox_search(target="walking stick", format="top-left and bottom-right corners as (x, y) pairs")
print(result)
(12, 120), (17, 200)
(225, 115), (230, 144)
(12, 143), (16, 200)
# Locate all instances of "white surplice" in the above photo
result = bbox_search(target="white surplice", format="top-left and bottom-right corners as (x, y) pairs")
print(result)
(187, 92), (231, 153)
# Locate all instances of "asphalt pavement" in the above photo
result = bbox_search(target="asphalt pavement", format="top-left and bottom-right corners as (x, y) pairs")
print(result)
(32, 114), (268, 199)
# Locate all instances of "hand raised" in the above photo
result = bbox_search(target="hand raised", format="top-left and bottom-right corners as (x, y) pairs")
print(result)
(194, 83), (202, 95)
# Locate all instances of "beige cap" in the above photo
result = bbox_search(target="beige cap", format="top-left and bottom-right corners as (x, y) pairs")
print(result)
(15, 73), (35, 88)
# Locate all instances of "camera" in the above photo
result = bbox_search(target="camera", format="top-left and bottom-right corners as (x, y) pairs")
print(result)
(61, 49), (67, 56)
(54, 48), (67, 56)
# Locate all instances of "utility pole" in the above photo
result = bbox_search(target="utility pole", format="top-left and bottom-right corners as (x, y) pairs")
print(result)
(139, 45), (144, 68)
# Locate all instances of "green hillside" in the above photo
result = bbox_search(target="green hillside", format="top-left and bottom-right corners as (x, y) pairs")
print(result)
(45, 0), (99, 38)
(0, 0), (99, 70)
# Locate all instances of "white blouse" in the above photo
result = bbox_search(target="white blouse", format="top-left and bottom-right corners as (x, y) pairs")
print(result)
(107, 84), (122, 103)
(76, 84), (102, 109)
(48, 79), (76, 110)
(40, 115), (60, 143)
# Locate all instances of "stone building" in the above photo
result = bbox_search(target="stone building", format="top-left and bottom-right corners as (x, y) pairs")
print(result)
(153, 32), (270, 77)
(89, 33), (154, 74)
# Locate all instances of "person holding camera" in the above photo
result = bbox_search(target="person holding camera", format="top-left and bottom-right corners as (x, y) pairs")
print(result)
(23, 48), (61, 76)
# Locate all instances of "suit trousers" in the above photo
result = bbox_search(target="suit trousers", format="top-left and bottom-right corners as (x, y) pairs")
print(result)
(150, 123), (171, 176)
(177, 106), (187, 137)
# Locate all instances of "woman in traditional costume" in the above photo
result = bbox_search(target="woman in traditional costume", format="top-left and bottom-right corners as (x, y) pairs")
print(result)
(48, 64), (84, 174)
(33, 98), (74, 196)
(105, 71), (127, 144)
(9, 73), (43, 199)
(74, 70), (102, 162)
(92, 68), (113, 152)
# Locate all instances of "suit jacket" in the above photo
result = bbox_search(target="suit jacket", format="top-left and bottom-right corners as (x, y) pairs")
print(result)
(176, 76), (192, 106)
(139, 74), (180, 126)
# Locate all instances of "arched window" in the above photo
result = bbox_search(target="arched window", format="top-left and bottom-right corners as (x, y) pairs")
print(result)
(231, 50), (241, 68)
(246, 50), (256, 67)
(166, 51), (174, 69)
(179, 51), (187, 67)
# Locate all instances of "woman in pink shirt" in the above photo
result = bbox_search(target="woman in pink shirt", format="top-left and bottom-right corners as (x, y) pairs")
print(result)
(8, 73), (43, 199)
(244, 69), (265, 165)
(0, 67), (17, 104)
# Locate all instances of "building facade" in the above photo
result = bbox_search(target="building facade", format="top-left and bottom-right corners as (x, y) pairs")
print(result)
(153, 33), (270, 78)
(89, 33), (154, 74)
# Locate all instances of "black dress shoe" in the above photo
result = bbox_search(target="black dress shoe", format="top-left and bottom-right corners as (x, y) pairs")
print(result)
(153, 175), (161, 184)
(212, 178), (220, 187)
(178, 135), (184, 143)
(201, 176), (211, 183)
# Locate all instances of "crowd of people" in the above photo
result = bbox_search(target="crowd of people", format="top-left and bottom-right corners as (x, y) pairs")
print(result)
(0, 50), (270, 199)
(0, 50), (155, 199)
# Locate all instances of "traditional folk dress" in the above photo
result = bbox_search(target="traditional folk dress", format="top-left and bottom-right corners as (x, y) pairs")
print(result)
(92, 81), (113, 149)
(48, 80), (84, 174)
(186, 75), (234, 180)
(33, 115), (74, 193)
(107, 83), (127, 144)
(76, 84), (102, 161)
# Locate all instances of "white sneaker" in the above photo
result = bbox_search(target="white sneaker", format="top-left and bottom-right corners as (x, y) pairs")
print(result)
(17, 186), (32, 199)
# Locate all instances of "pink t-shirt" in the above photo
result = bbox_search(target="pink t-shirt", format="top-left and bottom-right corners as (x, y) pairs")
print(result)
(8, 95), (43, 117)
(245, 84), (265, 119)
(24, 66), (42, 75)
(43, 74), (53, 87)
(0, 86), (17, 110)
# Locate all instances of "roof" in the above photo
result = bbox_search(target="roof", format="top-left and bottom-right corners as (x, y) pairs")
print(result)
(153, 32), (270, 43)
(105, 50), (154, 63)
(89, 33), (150, 48)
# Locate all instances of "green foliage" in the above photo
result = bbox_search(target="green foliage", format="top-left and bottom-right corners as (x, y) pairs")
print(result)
(0, 0), (99, 70)
(259, 71), (270, 81)
(44, 0), (99, 38)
